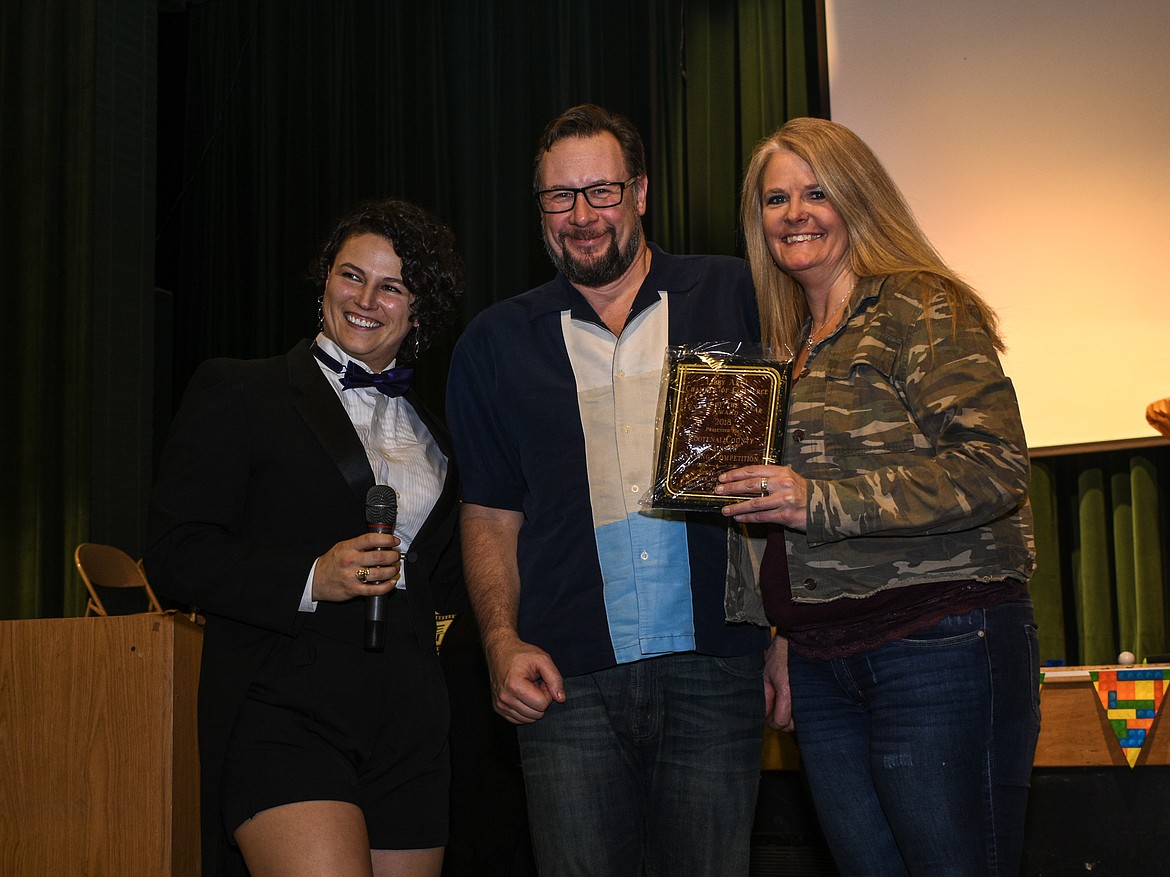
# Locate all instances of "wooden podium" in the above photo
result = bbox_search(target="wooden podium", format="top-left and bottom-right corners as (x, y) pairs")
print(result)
(0, 613), (203, 876)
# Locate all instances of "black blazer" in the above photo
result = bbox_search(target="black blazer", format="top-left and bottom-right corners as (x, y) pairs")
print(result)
(146, 340), (462, 877)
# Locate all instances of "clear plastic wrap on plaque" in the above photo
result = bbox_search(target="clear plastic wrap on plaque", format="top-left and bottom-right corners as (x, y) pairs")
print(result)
(648, 343), (792, 511)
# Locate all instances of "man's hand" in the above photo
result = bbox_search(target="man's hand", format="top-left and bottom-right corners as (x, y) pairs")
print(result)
(484, 634), (566, 725)
(460, 504), (565, 724)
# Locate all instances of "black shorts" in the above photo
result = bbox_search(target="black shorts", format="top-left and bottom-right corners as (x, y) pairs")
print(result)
(221, 603), (450, 850)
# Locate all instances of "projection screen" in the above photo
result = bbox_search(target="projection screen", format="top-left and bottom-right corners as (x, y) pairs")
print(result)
(825, 0), (1170, 452)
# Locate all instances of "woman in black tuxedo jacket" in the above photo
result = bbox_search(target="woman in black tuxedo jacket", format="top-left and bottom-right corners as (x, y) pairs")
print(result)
(147, 200), (464, 877)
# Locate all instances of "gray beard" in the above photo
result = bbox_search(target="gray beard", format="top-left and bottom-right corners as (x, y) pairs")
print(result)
(545, 222), (642, 288)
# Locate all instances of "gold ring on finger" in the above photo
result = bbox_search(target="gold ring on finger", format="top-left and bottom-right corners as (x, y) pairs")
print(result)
(355, 567), (370, 583)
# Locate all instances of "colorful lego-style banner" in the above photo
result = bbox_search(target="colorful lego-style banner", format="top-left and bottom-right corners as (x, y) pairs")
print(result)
(1090, 668), (1170, 767)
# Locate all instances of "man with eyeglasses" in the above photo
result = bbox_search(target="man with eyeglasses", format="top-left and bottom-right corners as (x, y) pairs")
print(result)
(446, 104), (773, 875)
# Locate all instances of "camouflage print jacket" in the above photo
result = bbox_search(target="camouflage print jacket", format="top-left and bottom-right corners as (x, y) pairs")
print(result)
(775, 272), (1034, 605)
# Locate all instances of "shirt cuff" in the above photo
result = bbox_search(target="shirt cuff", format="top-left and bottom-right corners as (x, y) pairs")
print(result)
(300, 559), (319, 613)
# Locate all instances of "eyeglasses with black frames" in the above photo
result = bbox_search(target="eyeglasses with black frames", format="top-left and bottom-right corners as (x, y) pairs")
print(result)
(535, 178), (638, 214)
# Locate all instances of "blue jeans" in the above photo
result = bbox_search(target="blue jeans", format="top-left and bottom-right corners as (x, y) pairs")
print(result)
(789, 600), (1041, 877)
(517, 651), (765, 876)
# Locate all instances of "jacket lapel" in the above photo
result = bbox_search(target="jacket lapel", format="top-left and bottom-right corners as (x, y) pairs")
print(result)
(287, 340), (375, 503)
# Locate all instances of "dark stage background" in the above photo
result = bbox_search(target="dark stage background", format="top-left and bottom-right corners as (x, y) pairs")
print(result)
(0, 0), (824, 618)
(3, 0), (1168, 716)
(4, 3), (1170, 875)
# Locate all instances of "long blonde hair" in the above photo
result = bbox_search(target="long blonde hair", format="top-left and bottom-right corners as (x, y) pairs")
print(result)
(739, 118), (1003, 354)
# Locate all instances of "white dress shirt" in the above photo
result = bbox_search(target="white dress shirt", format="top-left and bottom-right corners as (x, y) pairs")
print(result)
(300, 333), (448, 610)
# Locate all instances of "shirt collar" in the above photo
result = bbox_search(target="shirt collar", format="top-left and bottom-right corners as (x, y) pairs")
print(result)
(313, 332), (398, 374)
(525, 242), (699, 325)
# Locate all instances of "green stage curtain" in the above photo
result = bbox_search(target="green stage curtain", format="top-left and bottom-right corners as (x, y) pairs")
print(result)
(1030, 446), (1170, 665)
(0, 0), (95, 619)
(650, 0), (817, 257)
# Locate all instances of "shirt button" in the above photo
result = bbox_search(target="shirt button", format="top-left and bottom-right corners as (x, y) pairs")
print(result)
(793, 428), (805, 442)
(803, 578), (817, 590)
(640, 551), (649, 560)
(630, 484), (640, 493)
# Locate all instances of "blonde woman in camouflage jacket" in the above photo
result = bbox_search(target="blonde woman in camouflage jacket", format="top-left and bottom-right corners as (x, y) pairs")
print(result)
(715, 118), (1039, 877)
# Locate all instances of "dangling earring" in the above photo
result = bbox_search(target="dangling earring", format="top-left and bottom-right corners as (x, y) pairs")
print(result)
(413, 324), (421, 359)
(317, 295), (324, 331)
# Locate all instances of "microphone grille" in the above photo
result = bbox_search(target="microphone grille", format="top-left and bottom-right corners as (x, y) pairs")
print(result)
(365, 485), (398, 525)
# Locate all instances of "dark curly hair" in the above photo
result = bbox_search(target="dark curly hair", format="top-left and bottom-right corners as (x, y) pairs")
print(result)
(312, 199), (463, 361)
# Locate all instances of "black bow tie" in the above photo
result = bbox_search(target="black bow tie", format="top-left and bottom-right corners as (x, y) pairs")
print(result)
(311, 342), (414, 398)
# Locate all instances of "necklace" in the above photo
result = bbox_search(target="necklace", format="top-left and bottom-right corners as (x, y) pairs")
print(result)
(804, 283), (856, 357)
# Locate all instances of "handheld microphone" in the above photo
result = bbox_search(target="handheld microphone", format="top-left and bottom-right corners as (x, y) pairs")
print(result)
(364, 485), (398, 652)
